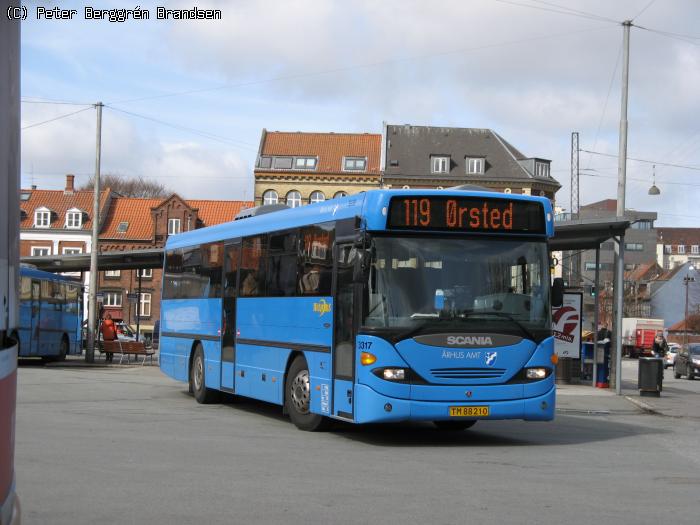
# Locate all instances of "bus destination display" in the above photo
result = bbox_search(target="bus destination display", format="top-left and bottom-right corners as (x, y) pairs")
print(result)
(387, 196), (545, 234)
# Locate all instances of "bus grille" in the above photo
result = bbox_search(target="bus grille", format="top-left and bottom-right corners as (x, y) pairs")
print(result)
(430, 367), (506, 380)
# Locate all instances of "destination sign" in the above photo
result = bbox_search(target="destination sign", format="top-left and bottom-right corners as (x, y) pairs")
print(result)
(387, 196), (545, 234)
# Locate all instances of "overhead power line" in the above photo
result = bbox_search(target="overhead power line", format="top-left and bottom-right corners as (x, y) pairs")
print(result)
(634, 24), (700, 46)
(580, 149), (700, 171)
(21, 98), (93, 106)
(22, 106), (93, 130)
(632, 0), (658, 21)
(491, 0), (619, 23)
(108, 25), (614, 106)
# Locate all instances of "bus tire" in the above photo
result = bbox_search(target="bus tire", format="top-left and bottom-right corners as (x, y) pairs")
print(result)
(433, 420), (477, 431)
(190, 344), (220, 404)
(285, 356), (329, 431)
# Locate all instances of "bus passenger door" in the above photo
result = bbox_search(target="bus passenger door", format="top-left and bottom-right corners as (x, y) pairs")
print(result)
(332, 244), (357, 419)
(29, 280), (41, 355)
(221, 241), (241, 392)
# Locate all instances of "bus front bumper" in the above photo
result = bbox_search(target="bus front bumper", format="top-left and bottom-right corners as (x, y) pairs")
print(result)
(353, 384), (556, 424)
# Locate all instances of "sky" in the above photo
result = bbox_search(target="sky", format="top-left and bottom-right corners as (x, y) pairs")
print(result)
(19, 0), (700, 226)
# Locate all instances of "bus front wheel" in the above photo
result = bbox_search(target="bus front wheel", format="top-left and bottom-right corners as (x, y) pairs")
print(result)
(433, 420), (477, 431)
(190, 344), (220, 404)
(285, 356), (330, 431)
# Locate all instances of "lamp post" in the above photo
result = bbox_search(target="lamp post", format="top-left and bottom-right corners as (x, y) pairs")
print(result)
(684, 266), (696, 349)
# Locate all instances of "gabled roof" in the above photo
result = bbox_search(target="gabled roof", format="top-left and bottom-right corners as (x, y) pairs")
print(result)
(100, 196), (253, 240)
(668, 315), (700, 333)
(20, 188), (111, 231)
(625, 261), (662, 282)
(657, 227), (700, 246)
(256, 130), (381, 176)
(383, 124), (559, 187)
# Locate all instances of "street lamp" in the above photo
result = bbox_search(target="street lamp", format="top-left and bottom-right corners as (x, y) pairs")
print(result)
(684, 265), (696, 349)
(648, 164), (660, 195)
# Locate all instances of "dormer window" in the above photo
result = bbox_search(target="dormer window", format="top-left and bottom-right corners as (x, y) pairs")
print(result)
(664, 245), (672, 254)
(34, 207), (51, 228)
(692, 245), (699, 255)
(535, 162), (550, 177)
(344, 157), (367, 171)
(294, 157), (317, 170)
(272, 157), (293, 169)
(466, 157), (485, 175)
(168, 218), (181, 235)
(678, 245), (686, 254)
(431, 156), (449, 174)
(65, 208), (83, 229)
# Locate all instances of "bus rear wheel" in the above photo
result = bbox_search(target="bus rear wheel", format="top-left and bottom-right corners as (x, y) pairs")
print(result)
(433, 420), (477, 431)
(285, 356), (329, 431)
(190, 344), (220, 404)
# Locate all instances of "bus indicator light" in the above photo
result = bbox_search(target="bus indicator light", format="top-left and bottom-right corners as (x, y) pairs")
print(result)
(360, 352), (376, 366)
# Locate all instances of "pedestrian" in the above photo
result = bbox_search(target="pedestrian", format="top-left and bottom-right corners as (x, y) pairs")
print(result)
(652, 331), (668, 359)
(100, 313), (117, 363)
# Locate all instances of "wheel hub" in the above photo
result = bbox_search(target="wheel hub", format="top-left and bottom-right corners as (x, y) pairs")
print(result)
(194, 357), (203, 391)
(290, 370), (310, 414)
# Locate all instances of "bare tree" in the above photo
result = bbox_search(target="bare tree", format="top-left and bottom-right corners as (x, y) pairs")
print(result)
(79, 174), (171, 198)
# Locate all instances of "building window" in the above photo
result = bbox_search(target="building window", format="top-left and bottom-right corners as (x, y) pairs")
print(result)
(431, 156), (449, 174)
(402, 185), (410, 189)
(692, 245), (699, 255)
(117, 222), (129, 233)
(503, 188), (512, 194)
(631, 219), (653, 230)
(678, 245), (686, 254)
(258, 156), (272, 169)
(534, 162), (549, 177)
(333, 191), (348, 199)
(262, 190), (279, 205)
(466, 157), (485, 175)
(624, 243), (644, 252)
(65, 209), (82, 229)
(139, 293), (152, 317)
(31, 246), (50, 256)
(286, 190), (302, 208)
(272, 157), (293, 170)
(168, 218), (181, 235)
(62, 247), (81, 255)
(584, 262), (601, 271)
(343, 157), (367, 171)
(104, 270), (121, 279)
(103, 291), (122, 307)
(294, 157), (317, 170)
(34, 209), (51, 228)
(664, 245), (672, 254)
(309, 191), (325, 204)
(137, 268), (153, 279)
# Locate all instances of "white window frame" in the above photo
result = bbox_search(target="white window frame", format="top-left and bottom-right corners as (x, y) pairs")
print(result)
(664, 245), (672, 254)
(286, 190), (302, 208)
(678, 245), (686, 254)
(294, 157), (317, 170)
(466, 157), (485, 175)
(431, 156), (449, 174)
(692, 245), (699, 255)
(168, 218), (181, 235)
(139, 293), (152, 317)
(65, 208), (82, 229)
(262, 190), (279, 205)
(309, 191), (325, 204)
(534, 162), (550, 177)
(103, 291), (122, 307)
(343, 157), (367, 172)
(137, 268), (153, 278)
(62, 247), (82, 255)
(104, 270), (121, 278)
(34, 208), (51, 228)
(333, 191), (348, 199)
(31, 246), (51, 256)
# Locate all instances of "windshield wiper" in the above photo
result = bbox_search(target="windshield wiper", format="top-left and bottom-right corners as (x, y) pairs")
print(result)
(459, 310), (537, 341)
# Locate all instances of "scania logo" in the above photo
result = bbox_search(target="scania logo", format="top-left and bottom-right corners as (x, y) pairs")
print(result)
(447, 336), (493, 346)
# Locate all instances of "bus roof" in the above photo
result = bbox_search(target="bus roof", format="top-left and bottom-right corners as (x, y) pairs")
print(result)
(165, 188), (554, 250)
(20, 264), (83, 284)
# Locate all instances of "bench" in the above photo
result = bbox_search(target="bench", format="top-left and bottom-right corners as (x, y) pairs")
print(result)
(101, 340), (156, 365)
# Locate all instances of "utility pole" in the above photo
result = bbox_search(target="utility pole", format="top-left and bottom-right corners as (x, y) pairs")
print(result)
(612, 21), (632, 395)
(684, 271), (696, 349)
(570, 132), (580, 287)
(86, 102), (103, 363)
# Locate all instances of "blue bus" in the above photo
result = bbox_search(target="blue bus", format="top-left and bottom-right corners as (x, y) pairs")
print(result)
(15, 266), (83, 361)
(160, 189), (560, 430)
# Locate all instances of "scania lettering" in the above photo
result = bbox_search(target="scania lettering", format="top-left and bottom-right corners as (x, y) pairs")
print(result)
(159, 189), (560, 431)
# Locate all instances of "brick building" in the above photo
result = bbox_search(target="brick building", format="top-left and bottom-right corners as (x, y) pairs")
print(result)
(656, 228), (700, 270)
(253, 130), (382, 206)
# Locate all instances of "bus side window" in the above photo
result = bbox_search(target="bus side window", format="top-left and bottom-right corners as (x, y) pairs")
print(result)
(267, 230), (298, 297)
(241, 235), (267, 297)
(299, 224), (334, 296)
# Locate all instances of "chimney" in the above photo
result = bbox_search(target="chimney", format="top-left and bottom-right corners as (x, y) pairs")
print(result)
(31, 184), (37, 190)
(65, 174), (75, 194)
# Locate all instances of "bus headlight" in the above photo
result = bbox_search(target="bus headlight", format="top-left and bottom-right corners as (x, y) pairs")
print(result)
(526, 368), (548, 380)
(382, 368), (406, 381)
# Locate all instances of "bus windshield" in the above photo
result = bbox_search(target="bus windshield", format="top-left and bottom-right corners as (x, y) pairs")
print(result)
(363, 236), (550, 340)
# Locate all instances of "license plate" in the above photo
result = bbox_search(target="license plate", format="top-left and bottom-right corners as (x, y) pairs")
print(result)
(449, 406), (490, 417)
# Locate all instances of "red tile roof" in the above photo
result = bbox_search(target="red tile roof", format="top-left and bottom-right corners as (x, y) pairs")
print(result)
(20, 188), (112, 231)
(257, 131), (381, 175)
(100, 196), (253, 241)
(624, 261), (662, 282)
(657, 228), (700, 250)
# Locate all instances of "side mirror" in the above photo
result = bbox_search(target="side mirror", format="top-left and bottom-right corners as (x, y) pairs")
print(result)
(551, 277), (564, 308)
